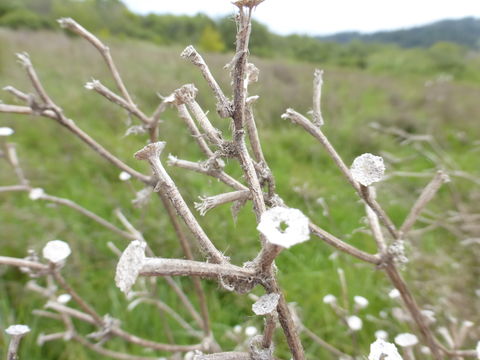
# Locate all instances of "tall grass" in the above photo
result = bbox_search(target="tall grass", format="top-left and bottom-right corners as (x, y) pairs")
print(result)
(0, 28), (479, 359)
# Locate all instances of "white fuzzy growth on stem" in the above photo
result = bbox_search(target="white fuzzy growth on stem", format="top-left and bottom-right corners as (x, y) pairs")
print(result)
(5, 325), (30, 336)
(350, 153), (385, 186)
(115, 240), (146, 295)
(369, 339), (403, 360)
(0, 127), (14, 136)
(42, 240), (71, 263)
(395, 333), (418, 347)
(257, 207), (310, 248)
(252, 293), (280, 315)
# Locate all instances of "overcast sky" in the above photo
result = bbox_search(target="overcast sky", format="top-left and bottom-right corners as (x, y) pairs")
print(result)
(123, 0), (479, 36)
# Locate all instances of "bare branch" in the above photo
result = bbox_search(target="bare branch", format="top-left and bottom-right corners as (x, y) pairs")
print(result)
(58, 18), (134, 105)
(181, 46), (231, 118)
(140, 258), (256, 280)
(312, 69), (325, 127)
(400, 171), (450, 235)
(135, 142), (227, 264)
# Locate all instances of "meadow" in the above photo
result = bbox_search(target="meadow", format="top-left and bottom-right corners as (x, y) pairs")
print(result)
(0, 27), (479, 359)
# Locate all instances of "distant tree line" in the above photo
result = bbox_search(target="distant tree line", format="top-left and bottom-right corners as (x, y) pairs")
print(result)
(1, 0), (479, 82)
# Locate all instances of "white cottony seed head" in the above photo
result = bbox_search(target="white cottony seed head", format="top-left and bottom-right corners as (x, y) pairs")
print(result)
(244, 326), (258, 337)
(350, 153), (385, 186)
(354, 295), (369, 309)
(323, 294), (337, 305)
(375, 330), (389, 340)
(368, 339), (402, 360)
(394, 333), (418, 347)
(347, 315), (363, 331)
(57, 294), (72, 304)
(389, 289), (401, 299)
(42, 240), (71, 263)
(0, 127), (14, 136)
(252, 293), (280, 315)
(29, 188), (45, 200)
(115, 240), (146, 295)
(119, 171), (131, 181)
(5, 324), (30, 336)
(257, 207), (310, 248)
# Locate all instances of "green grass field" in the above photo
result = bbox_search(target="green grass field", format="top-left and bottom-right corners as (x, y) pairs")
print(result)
(0, 29), (479, 359)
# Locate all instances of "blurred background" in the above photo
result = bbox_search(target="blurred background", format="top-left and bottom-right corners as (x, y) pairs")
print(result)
(0, 0), (479, 359)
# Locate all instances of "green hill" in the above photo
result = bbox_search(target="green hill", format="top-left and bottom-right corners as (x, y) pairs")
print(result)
(319, 17), (480, 49)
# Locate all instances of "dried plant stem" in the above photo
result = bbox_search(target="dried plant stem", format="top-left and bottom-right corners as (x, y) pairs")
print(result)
(176, 103), (215, 157)
(128, 297), (201, 338)
(167, 157), (246, 191)
(302, 325), (352, 359)
(7, 334), (26, 360)
(0, 256), (48, 271)
(384, 263), (443, 359)
(157, 191), (211, 335)
(181, 46), (231, 118)
(135, 143), (226, 264)
(51, 269), (104, 325)
(45, 302), (205, 352)
(261, 313), (276, 349)
(0, 185), (30, 193)
(164, 276), (204, 330)
(400, 171), (450, 235)
(309, 223), (380, 264)
(58, 18), (133, 105)
(140, 258), (255, 280)
(282, 108), (398, 238)
(73, 334), (171, 360)
(312, 69), (325, 127)
(41, 194), (135, 240)
(195, 352), (250, 360)
(266, 280), (305, 360)
(5, 143), (28, 185)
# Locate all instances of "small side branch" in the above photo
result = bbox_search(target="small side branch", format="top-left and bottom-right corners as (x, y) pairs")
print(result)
(400, 171), (450, 235)
(312, 69), (324, 127)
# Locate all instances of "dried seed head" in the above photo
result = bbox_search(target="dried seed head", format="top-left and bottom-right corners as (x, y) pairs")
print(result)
(16, 52), (32, 68)
(29, 188), (45, 201)
(5, 324), (30, 336)
(257, 206), (310, 249)
(375, 330), (389, 340)
(134, 142), (166, 160)
(173, 84), (198, 105)
(252, 293), (280, 315)
(350, 153), (385, 186)
(369, 339), (402, 360)
(0, 127), (14, 136)
(394, 333), (418, 347)
(347, 315), (363, 331)
(354, 295), (369, 309)
(244, 326), (258, 337)
(388, 288), (401, 299)
(42, 240), (71, 263)
(233, 0), (265, 8)
(119, 171), (131, 181)
(323, 294), (337, 305)
(84, 79), (101, 91)
(57, 17), (77, 29)
(115, 240), (146, 295)
(57, 294), (72, 304)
